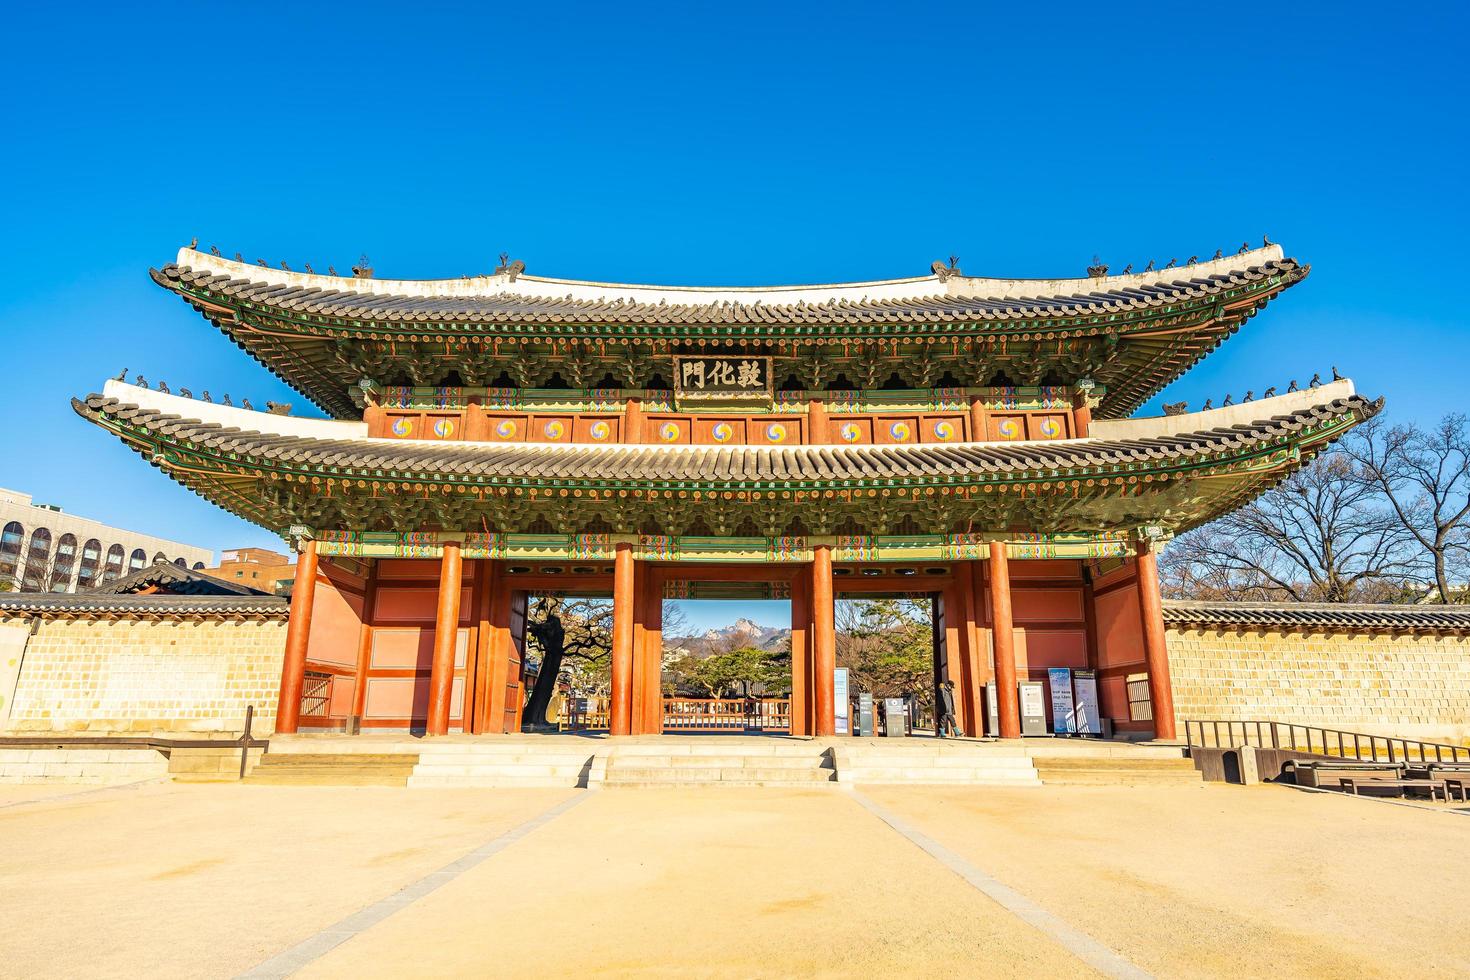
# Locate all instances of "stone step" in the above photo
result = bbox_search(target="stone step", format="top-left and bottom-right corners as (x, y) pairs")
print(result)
(841, 767), (1042, 784)
(1034, 768), (1201, 786)
(605, 755), (826, 770)
(1032, 757), (1196, 770)
(256, 753), (418, 767)
(840, 758), (1034, 769)
(244, 773), (412, 787)
(610, 743), (825, 757)
(406, 774), (587, 788)
(603, 779), (841, 789)
(604, 767), (836, 783)
(409, 763), (588, 778)
(418, 752), (596, 766)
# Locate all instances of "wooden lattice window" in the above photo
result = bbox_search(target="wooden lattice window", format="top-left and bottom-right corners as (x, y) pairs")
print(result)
(1126, 673), (1153, 722)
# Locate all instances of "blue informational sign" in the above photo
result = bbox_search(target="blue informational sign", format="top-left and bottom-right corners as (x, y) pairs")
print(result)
(834, 667), (850, 735)
(1073, 669), (1102, 736)
(1048, 667), (1076, 735)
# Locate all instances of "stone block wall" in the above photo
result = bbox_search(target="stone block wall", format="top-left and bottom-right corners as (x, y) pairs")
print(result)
(0, 615), (287, 735)
(1167, 627), (1470, 743)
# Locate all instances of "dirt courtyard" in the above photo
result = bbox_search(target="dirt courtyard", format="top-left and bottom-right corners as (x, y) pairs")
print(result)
(0, 779), (1464, 978)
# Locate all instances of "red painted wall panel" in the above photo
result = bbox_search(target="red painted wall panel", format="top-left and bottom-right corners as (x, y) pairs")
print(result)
(1011, 587), (1085, 623)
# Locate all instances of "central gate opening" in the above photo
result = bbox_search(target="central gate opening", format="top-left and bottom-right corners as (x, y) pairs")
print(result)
(508, 566), (794, 734)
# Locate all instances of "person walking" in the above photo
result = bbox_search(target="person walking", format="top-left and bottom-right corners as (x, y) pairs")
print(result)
(937, 679), (960, 738)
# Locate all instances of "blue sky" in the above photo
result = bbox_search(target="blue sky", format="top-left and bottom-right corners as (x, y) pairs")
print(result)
(2, 3), (1465, 631)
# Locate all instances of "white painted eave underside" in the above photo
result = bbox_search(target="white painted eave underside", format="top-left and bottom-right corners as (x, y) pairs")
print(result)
(173, 245), (1286, 307)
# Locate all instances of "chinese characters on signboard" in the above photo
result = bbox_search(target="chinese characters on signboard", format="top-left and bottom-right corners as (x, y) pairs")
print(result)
(674, 356), (771, 397)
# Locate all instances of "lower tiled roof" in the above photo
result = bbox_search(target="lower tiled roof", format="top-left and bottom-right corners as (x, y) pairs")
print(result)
(74, 393), (1377, 487)
(0, 594), (289, 618)
(90, 560), (272, 597)
(1163, 600), (1470, 632)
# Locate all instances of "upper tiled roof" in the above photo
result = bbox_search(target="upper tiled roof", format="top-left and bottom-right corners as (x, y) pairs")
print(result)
(89, 559), (272, 597)
(153, 247), (1301, 327)
(1163, 600), (1470, 633)
(0, 593), (288, 618)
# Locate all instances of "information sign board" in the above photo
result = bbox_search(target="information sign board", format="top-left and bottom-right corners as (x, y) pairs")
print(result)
(1019, 681), (1048, 736)
(1048, 667), (1076, 735)
(1073, 669), (1102, 736)
(834, 667), (850, 735)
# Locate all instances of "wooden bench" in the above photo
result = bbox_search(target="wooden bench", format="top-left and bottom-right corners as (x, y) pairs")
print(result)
(1338, 776), (1451, 801)
(1443, 778), (1470, 803)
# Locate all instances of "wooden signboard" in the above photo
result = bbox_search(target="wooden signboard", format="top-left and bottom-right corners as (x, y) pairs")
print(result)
(674, 355), (773, 406)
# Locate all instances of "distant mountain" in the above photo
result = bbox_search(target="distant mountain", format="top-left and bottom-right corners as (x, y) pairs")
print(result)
(668, 617), (791, 657)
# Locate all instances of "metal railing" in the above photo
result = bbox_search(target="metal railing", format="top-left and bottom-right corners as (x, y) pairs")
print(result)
(553, 697), (794, 733)
(1185, 719), (1470, 764)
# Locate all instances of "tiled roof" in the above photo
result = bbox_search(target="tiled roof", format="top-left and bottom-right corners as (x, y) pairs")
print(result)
(153, 256), (1304, 327)
(89, 559), (272, 596)
(0, 593), (289, 618)
(75, 392), (1377, 487)
(1163, 600), (1470, 632)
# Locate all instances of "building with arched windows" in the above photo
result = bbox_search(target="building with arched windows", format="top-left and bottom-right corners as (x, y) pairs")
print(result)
(0, 488), (212, 593)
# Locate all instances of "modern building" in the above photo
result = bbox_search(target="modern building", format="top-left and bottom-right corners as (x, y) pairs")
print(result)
(0, 487), (213, 593)
(74, 243), (1379, 738)
(202, 547), (296, 594)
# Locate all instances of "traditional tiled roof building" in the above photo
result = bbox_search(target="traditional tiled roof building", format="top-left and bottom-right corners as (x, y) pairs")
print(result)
(77, 244), (1379, 737)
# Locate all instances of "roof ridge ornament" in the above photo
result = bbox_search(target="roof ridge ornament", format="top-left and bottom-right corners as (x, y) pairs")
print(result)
(494, 252), (525, 282)
(352, 255), (374, 279)
(1087, 256), (1108, 278)
(931, 255), (962, 281)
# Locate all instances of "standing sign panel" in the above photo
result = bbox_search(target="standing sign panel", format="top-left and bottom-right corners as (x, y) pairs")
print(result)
(1048, 667), (1076, 735)
(834, 667), (850, 735)
(986, 680), (999, 738)
(857, 692), (875, 736)
(883, 698), (908, 737)
(1019, 681), (1048, 736)
(1073, 669), (1102, 737)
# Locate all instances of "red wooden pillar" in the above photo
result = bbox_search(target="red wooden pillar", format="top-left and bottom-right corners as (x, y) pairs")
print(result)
(610, 541), (635, 735)
(274, 539), (319, 735)
(789, 571), (811, 736)
(811, 544), (836, 736)
(351, 558), (378, 723)
(640, 566), (664, 735)
(1134, 538), (1177, 740)
(988, 541), (1021, 738)
(951, 562), (984, 735)
(426, 541), (463, 736)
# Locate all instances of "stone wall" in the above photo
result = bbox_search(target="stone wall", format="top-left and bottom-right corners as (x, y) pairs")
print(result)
(1166, 626), (1470, 743)
(0, 614), (287, 735)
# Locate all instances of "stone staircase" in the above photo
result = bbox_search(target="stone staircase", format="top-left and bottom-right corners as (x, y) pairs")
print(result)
(1029, 754), (1202, 786)
(243, 753), (420, 787)
(408, 742), (597, 788)
(598, 742), (837, 788)
(833, 741), (1041, 786)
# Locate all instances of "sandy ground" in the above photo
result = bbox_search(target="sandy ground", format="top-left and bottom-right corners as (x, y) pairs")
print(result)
(867, 783), (1470, 979)
(0, 782), (574, 977)
(297, 788), (1088, 979)
(0, 780), (1465, 978)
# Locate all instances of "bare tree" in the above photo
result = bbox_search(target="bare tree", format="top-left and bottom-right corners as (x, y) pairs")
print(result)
(1162, 448), (1416, 602)
(521, 596), (690, 730)
(1343, 414), (1470, 602)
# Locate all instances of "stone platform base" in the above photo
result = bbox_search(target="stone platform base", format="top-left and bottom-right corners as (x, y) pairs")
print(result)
(246, 734), (1195, 789)
(0, 747), (169, 785)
